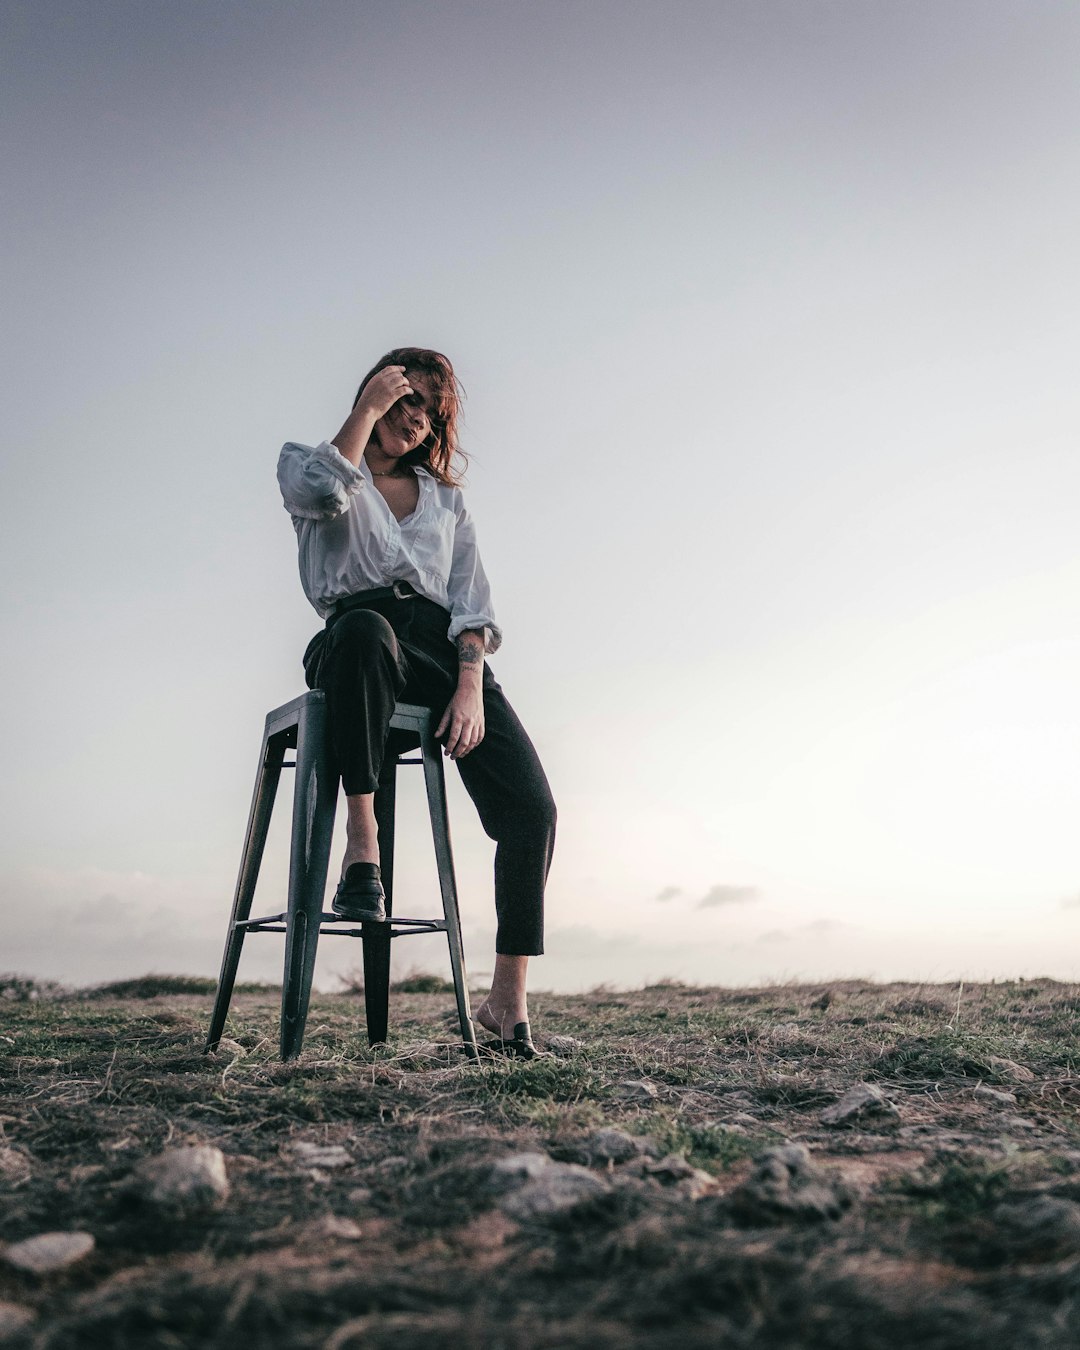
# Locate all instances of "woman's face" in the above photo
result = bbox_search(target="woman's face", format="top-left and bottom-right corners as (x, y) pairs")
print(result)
(371, 369), (435, 458)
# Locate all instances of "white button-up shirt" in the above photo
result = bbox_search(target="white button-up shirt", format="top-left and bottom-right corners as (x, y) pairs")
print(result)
(277, 439), (502, 652)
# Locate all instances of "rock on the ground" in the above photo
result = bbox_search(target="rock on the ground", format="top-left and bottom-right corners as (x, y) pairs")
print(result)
(973, 1085), (1017, 1107)
(729, 1143), (854, 1223)
(820, 1082), (900, 1128)
(487, 1153), (556, 1191)
(290, 1142), (353, 1169)
(502, 1165), (609, 1219)
(2, 1231), (95, 1274)
(0, 1301), (36, 1335)
(988, 1056), (1036, 1083)
(129, 1145), (230, 1218)
(546, 1034), (584, 1056)
(0, 1148), (32, 1187)
(644, 1154), (720, 1200)
(615, 1079), (659, 1102)
(583, 1128), (653, 1164)
(487, 1152), (609, 1219)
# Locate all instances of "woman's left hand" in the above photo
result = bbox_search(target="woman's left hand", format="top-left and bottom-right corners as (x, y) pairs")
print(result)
(436, 685), (486, 759)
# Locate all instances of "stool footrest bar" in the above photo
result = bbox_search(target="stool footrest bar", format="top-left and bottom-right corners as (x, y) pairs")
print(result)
(236, 913), (447, 935)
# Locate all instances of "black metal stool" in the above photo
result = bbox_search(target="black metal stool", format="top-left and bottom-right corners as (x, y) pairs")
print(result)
(204, 690), (477, 1061)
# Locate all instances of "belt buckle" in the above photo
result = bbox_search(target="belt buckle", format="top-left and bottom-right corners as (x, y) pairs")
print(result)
(391, 580), (415, 600)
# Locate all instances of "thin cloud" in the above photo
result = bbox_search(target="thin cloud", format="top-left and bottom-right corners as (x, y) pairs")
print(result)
(1060, 895), (1080, 910)
(654, 885), (682, 903)
(697, 885), (760, 910)
(73, 893), (140, 926)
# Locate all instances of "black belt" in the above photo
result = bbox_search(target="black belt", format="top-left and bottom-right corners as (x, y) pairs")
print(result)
(328, 580), (419, 621)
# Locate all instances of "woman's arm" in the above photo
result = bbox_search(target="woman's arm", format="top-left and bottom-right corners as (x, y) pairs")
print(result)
(436, 629), (487, 759)
(445, 494), (502, 654)
(277, 440), (366, 520)
(331, 365), (414, 465)
(439, 493), (498, 758)
(277, 366), (417, 519)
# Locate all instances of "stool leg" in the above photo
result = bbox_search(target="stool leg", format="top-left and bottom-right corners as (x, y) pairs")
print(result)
(362, 757), (396, 1046)
(280, 695), (337, 1060)
(206, 724), (287, 1052)
(421, 735), (478, 1060)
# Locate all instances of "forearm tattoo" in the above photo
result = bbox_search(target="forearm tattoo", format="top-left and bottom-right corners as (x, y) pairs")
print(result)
(456, 633), (484, 667)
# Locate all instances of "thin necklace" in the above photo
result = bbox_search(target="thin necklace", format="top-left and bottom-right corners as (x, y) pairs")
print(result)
(371, 467), (412, 478)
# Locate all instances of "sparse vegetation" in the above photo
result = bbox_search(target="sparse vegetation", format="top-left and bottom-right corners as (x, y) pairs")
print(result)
(2, 976), (1080, 1347)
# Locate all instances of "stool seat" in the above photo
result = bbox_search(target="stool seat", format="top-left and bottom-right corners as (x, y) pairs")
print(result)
(204, 690), (478, 1060)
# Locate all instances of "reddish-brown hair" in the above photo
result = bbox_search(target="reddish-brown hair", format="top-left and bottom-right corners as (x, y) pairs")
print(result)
(352, 347), (467, 486)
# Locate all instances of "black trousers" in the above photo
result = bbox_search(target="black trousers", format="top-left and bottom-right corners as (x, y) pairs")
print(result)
(302, 594), (556, 956)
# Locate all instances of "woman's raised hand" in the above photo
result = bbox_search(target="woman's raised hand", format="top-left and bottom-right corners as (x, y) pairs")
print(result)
(356, 365), (413, 420)
(332, 365), (413, 468)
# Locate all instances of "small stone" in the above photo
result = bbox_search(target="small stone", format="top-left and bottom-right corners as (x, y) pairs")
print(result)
(820, 1083), (900, 1128)
(615, 1079), (659, 1102)
(729, 1143), (853, 1223)
(0, 1302), (36, 1335)
(999, 1116), (1038, 1131)
(546, 1035), (584, 1057)
(487, 1151), (610, 1218)
(584, 1129), (651, 1164)
(0, 1148), (32, 1187)
(644, 1154), (720, 1200)
(290, 1142), (353, 1169)
(2, 1231), (95, 1274)
(500, 1164), (609, 1219)
(347, 1186), (374, 1206)
(987, 1056), (1036, 1084)
(129, 1146), (230, 1218)
(973, 1085), (1017, 1107)
(488, 1152), (554, 1190)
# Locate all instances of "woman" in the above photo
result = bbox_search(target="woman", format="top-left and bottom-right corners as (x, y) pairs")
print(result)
(276, 347), (556, 1057)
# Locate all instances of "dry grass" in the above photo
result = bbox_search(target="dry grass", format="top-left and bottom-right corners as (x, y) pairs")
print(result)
(2, 974), (1080, 1346)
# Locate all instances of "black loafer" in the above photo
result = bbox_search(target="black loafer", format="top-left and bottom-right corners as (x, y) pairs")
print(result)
(331, 862), (387, 922)
(499, 1021), (547, 1060)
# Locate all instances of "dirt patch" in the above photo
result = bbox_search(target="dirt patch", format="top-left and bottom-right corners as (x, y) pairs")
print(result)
(2, 976), (1080, 1347)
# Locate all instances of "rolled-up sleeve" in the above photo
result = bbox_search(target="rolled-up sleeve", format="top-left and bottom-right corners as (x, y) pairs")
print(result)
(277, 440), (366, 520)
(447, 494), (502, 653)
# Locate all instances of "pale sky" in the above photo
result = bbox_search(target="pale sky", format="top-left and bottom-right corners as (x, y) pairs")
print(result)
(3, 1), (1080, 993)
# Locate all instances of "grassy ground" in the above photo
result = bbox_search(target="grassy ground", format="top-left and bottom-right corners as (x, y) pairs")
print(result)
(3, 973), (1080, 1347)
